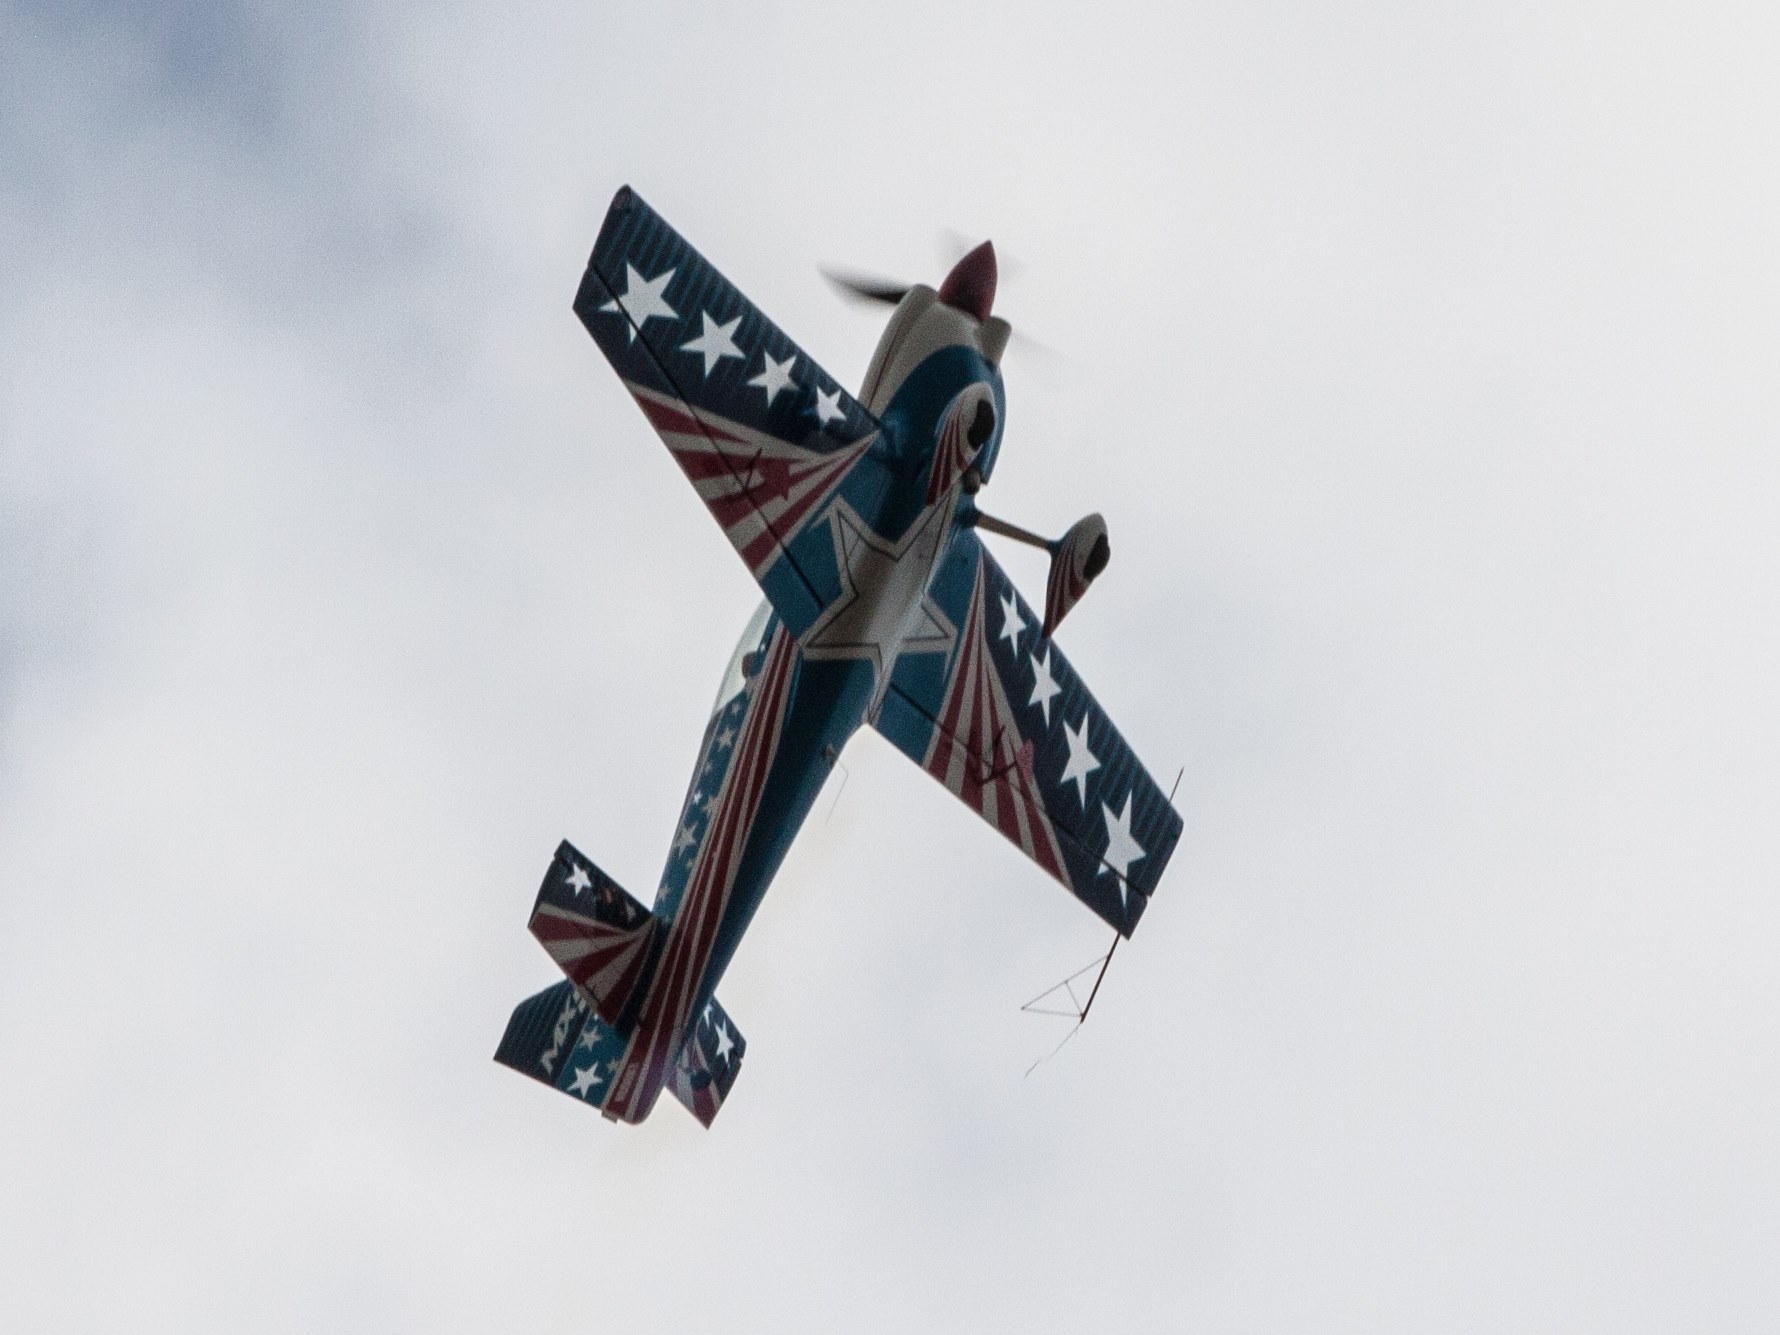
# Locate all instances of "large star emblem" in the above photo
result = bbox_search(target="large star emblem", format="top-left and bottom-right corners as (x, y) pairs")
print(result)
(800, 501), (956, 687)
(598, 265), (678, 344)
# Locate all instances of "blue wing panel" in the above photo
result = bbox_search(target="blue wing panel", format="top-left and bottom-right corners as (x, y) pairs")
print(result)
(876, 527), (1183, 935)
(575, 186), (887, 637)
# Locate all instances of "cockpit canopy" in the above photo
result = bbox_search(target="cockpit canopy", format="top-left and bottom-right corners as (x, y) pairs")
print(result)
(710, 599), (775, 719)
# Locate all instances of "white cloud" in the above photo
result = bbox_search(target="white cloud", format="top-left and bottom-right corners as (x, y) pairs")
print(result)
(3, 1), (1778, 1330)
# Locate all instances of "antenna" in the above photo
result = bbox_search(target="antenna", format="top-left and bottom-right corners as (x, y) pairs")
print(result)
(1020, 930), (1122, 1077)
(822, 746), (850, 823)
(1022, 766), (1178, 1077)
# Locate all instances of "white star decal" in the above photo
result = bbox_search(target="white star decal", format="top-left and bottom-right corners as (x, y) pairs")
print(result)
(998, 590), (1027, 653)
(800, 501), (955, 686)
(715, 727), (735, 750)
(1028, 646), (1062, 728)
(569, 1062), (605, 1096)
(1059, 713), (1100, 808)
(680, 311), (745, 377)
(1100, 792), (1147, 907)
(565, 864), (592, 895)
(812, 386), (846, 426)
(598, 265), (678, 343)
(712, 1021), (736, 1063)
(673, 822), (696, 856)
(748, 351), (797, 405)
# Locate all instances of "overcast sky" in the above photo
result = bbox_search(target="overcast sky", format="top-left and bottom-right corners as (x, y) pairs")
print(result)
(3, 2), (1777, 1330)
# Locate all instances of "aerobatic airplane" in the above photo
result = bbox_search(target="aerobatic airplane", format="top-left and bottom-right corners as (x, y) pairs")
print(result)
(495, 187), (1183, 1126)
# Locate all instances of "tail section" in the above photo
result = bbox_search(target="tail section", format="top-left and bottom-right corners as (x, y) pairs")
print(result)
(495, 840), (748, 1127)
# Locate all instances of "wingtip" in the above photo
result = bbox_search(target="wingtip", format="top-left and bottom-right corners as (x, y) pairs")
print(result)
(584, 186), (640, 286)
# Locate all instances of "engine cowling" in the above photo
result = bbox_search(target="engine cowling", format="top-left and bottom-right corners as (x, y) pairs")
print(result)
(1043, 513), (1110, 637)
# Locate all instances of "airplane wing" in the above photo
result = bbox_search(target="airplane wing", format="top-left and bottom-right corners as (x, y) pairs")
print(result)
(575, 187), (886, 637)
(873, 528), (1183, 936)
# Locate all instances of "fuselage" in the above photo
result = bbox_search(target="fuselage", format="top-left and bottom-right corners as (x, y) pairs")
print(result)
(600, 282), (1011, 1122)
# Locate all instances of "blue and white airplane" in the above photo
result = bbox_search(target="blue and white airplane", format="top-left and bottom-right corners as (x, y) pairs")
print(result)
(495, 187), (1183, 1126)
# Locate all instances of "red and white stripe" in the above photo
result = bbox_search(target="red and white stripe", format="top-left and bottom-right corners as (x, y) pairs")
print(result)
(527, 904), (656, 1027)
(1043, 563), (1090, 640)
(605, 624), (799, 1122)
(924, 383), (991, 505)
(1042, 513), (1107, 637)
(630, 384), (868, 577)
(667, 1045), (723, 1128)
(923, 561), (1068, 882)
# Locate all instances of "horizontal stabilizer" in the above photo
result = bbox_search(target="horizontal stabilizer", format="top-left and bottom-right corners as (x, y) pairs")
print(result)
(528, 840), (658, 1026)
(667, 994), (748, 1128)
(494, 980), (632, 1114)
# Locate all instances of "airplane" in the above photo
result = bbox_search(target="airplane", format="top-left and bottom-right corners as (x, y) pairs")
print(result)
(494, 186), (1184, 1127)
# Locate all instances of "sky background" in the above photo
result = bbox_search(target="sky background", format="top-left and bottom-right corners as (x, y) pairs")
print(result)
(3, 1), (1777, 1329)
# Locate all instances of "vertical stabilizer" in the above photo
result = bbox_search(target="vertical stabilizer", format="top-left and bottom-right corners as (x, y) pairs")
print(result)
(527, 841), (657, 1027)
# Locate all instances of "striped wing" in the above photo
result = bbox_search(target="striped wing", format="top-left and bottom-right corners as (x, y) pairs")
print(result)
(874, 530), (1183, 935)
(575, 187), (883, 637)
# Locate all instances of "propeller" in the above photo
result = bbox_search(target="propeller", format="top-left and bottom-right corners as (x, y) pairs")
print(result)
(820, 239), (1060, 360)
(819, 266), (911, 307)
(820, 234), (999, 316)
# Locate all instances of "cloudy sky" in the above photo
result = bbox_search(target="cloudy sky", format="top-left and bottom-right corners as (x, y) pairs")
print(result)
(3, 1), (1776, 1329)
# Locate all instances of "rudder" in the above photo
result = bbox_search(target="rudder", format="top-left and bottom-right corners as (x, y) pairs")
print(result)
(527, 840), (657, 1027)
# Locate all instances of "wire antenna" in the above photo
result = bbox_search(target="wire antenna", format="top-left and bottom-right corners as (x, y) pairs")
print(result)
(1021, 767), (1175, 1076)
(1020, 930), (1121, 1077)
(823, 758), (850, 823)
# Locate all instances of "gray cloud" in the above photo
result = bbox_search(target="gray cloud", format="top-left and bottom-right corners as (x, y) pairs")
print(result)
(3, 1), (1777, 1330)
